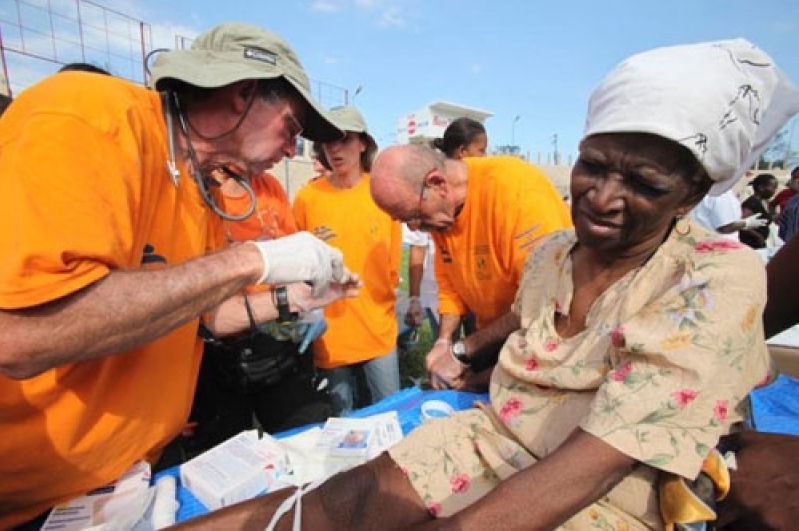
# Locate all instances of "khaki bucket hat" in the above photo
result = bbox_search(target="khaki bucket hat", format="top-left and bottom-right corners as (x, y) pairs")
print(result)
(150, 22), (343, 142)
(322, 105), (378, 168)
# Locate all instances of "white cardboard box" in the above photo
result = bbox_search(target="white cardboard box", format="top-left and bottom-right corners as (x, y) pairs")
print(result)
(315, 411), (403, 459)
(179, 430), (289, 511)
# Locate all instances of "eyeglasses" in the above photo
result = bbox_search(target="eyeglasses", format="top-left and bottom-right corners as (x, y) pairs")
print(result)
(284, 109), (304, 142)
(406, 182), (429, 226)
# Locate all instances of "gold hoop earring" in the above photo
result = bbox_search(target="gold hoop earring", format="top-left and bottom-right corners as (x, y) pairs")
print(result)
(674, 215), (691, 236)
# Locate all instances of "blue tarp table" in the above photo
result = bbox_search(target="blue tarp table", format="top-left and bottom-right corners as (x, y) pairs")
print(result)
(751, 374), (799, 436)
(156, 387), (489, 522)
(159, 375), (799, 523)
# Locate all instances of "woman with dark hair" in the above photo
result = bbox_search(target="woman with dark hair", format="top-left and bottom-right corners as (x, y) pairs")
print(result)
(431, 117), (488, 159)
(740, 173), (778, 249)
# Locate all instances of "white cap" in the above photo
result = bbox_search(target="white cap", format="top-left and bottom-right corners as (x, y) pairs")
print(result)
(584, 39), (799, 195)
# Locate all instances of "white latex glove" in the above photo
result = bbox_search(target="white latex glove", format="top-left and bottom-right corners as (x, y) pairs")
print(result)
(249, 232), (353, 297)
(743, 213), (767, 229)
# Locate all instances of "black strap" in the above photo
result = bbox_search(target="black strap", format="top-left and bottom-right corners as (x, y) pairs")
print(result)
(273, 286), (297, 324)
(242, 292), (259, 332)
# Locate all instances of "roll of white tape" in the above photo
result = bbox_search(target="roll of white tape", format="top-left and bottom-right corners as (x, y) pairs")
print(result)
(421, 400), (455, 421)
(152, 475), (179, 530)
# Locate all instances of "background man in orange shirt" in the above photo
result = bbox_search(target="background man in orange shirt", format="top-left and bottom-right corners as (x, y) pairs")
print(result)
(0, 22), (359, 529)
(370, 145), (572, 390)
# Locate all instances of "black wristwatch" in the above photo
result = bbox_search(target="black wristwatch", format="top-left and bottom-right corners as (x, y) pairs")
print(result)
(451, 340), (471, 367)
(274, 286), (298, 324)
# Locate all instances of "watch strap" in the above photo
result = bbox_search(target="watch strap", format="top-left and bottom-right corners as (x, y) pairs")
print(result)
(242, 292), (259, 332)
(273, 286), (298, 324)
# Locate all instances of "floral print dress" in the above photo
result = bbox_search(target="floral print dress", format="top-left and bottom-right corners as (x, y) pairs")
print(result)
(389, 221), (771, 529)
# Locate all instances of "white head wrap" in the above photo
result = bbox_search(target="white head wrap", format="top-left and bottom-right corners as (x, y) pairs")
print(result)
(584, 39), (799, 195)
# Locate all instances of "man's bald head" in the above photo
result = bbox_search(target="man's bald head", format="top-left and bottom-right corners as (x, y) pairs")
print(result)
(370, 145), (446, 220)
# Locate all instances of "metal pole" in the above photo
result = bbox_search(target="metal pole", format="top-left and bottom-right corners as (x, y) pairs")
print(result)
(47, 0), (58, 62)
(351, 85), (363, 104)
(552, 134), (559, 164)
(76, 0), (86, 62)
(139, 22), (148, 84)
(0, 24), (11, 97)
(785, 118), (797, 168)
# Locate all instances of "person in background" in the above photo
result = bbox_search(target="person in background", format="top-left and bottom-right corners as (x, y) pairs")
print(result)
(778, 191), (799, 242)
(770, 165), (799, 215)
(184, 37), (799, 530)
(774, 166), (799, 240)
(689, 189), (767, 240)
(717, 227), (799, 530)
(740, 173), (778, 248)
(401, 223), (440, 342)
(184, 168), (332, 454)
(431, 116), (488, 159)
(58, 62), (111, 75)
(0, 94), (11, 116)
(404, 117), (490, 340)
(295, 106), (401, 415)
(373, 145), (572, 392)
(0, 22), (358, 529)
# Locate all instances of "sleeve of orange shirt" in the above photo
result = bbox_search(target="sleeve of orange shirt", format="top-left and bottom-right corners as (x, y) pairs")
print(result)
(292, 187), (309, 232)
(0, 110), (137, 307)
(499, 164), (572, 285)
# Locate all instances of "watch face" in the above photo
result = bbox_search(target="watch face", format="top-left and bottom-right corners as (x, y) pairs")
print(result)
(452, 341), (466, 357)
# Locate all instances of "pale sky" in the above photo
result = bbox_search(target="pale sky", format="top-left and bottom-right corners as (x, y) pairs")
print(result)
(2, 0), (798, 163)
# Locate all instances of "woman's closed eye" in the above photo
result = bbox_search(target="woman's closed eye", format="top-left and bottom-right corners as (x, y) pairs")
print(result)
(625, 174), (671, 197)
(576, 156), (605, 175)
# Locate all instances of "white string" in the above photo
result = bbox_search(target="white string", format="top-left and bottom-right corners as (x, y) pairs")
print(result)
(265, 477), (326, 531)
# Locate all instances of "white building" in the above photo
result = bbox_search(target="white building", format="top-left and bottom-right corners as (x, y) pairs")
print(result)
(396, 101), (493, 146)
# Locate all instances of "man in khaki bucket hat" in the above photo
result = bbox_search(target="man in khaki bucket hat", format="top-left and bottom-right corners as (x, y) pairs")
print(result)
(151, 22), (342, 144)
(0, 21), (358, 529)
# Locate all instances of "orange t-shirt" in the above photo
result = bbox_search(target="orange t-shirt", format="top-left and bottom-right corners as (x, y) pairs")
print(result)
(433, 156), (572, 328)
(0, 72), (222, 527)
(293, 175), (400, 368)
(219, 172), (297, 242)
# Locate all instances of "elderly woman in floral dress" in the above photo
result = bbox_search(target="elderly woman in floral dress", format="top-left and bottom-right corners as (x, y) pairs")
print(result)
(180, 39), (799, 531)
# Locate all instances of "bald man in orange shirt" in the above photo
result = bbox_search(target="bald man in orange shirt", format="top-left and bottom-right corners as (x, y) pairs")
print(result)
(371, 145), (572, 390)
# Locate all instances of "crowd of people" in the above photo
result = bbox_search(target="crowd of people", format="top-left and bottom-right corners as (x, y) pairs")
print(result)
(689, 166), (799, 251)
(2, 20), (799, 531)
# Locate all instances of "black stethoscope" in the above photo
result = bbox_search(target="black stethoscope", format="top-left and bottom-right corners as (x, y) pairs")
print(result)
(162, 90), (256, 222)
